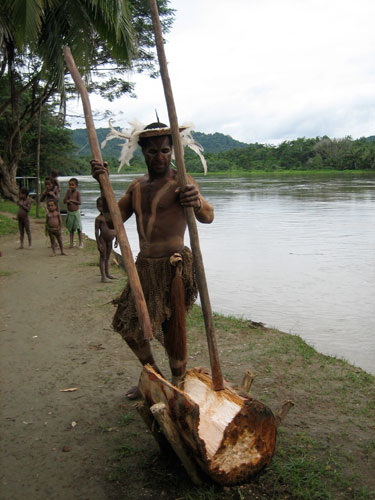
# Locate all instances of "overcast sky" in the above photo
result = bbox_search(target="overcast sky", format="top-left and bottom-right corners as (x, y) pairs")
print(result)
(68, 0), (375, 145)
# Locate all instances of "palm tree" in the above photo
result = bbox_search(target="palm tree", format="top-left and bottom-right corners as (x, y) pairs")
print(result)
(0, 0), (173, 200)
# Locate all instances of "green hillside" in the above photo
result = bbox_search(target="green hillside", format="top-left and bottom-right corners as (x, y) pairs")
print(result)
(71, 127), (248, 158)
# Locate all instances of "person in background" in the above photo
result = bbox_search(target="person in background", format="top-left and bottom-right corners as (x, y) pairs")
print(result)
(63, 178), (83, 248)
(40, 176), (59, 214)
(45, 199), (66, 256)
(17, 187), (32, 249)
(95, 196), (118, 282)
(50, 169), (61, 201)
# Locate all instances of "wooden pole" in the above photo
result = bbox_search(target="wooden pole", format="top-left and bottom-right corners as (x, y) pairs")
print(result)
(63, 46), (152, 341)
(35, 106), (42, 218)
(148, 0), (224, 390)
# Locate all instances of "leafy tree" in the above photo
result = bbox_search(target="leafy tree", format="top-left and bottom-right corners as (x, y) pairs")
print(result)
(0, 0), (174, 201)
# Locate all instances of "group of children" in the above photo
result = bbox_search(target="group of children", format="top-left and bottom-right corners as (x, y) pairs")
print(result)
(17, 173), (117, 282)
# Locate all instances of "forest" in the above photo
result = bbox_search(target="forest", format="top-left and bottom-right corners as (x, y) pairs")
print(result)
(15, 123), (375, 179)
(11, 120), (375, 180)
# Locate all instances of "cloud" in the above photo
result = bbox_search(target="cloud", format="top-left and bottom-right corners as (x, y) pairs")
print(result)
(68, 0), (375, 144)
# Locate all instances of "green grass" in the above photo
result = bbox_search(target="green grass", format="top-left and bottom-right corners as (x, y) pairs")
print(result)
(0, 213), (18, 235)
(0, 269), (15, 277)
(0, 198), (44, 219)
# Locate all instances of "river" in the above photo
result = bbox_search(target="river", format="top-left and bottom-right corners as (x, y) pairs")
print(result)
(59, 173), (375, 375)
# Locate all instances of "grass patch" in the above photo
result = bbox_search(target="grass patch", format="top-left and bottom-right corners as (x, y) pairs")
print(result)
(0, 213), (18, 235)
(0, 198), (45, 219)
(0, 269), (15, 277)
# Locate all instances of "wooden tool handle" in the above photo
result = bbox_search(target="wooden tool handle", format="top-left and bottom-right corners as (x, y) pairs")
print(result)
(63, 46), (153, 340)
(148, 1), (224, 390)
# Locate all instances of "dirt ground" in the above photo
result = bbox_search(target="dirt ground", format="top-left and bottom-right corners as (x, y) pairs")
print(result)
(1, 215), (375, 500)
(0, 217), (150, 500)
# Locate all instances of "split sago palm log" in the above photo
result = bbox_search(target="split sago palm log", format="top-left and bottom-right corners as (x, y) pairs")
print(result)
(139, 364), (277, 485)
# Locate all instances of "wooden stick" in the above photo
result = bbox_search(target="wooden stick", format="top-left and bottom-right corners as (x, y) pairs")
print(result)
(148, 0), (224, 391)
(135, 401), (169, 452)
(150, 402), (202, 485)
(241, 370), (256, 393)
(275, 400), (295, 428)
(63, 46), (152, 340)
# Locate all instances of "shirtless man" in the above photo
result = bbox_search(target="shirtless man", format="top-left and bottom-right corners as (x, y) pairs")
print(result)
(91, 122), (214, 397)
(46, 200), (66, 256)
(95, 196), (118, 282)
(63, 178), (83, 248)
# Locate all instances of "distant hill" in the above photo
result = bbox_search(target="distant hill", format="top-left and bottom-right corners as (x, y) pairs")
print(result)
(71, 128), (248, 158)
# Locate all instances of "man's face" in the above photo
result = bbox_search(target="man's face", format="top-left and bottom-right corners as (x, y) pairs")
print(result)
(69, 180), (77, 190)
(142, 136), (172, 176)
(46, 181), (53, 190)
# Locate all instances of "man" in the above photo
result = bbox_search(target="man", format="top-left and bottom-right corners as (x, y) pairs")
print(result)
(91, 122), (214, 398)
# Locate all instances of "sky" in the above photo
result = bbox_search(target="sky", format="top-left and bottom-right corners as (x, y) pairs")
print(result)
(67, 0), (375, 145)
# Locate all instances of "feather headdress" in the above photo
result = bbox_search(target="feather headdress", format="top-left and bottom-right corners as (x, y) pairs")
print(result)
(101, 120), (208, 174)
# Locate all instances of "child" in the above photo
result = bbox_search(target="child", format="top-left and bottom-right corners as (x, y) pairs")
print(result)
(95, 197), (118, 282)
(40, 176), (59, 212)
(46, 200), (66, 256)
(63, 178), (83, 248)
(17, 187), (32, 249)
(50, 169), (61, 198)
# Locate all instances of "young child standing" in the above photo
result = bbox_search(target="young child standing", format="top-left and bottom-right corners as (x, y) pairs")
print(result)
(95, 197), (117, 282)
(40, 176), (59, 213)
(50, 169), (61, 199)
(17, 187), (32, 249)
(46, 200), (66, 256)
(63, 178), (83, 248)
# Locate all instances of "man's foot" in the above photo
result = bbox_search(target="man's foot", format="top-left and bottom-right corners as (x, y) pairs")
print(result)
(28, 245), (32, 249)
(101, 277), (111, 283)
(16, 246), (24, 250)
(125, 386), (141, 400)
(69, 245), (74, 249)
(106, 274), (117, 280)
(60, 252), (67, 256)
(78, 243), (83, 249)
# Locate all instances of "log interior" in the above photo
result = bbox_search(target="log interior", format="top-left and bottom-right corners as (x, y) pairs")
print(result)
(183, 370), (243, 457)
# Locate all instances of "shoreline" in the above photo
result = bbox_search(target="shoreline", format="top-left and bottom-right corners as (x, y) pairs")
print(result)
(1, 212), (375, 499)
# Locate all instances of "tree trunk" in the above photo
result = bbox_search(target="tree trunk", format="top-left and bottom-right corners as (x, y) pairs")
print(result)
(0, 157), (19, 201)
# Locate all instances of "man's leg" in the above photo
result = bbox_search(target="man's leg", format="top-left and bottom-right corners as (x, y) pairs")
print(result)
(163, 320), (187, 387)
(120, 330), (163, 399)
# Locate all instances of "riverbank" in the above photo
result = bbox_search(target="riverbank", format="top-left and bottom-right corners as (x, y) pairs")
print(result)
(1, 213), (374, 500)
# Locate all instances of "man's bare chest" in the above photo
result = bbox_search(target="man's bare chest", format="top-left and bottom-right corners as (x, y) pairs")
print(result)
(135, 180), (177, 215)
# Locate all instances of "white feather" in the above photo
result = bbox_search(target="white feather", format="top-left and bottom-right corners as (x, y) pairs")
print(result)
(101, 120), (208, 174)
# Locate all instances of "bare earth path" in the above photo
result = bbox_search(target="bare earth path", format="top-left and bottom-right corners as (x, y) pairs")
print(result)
(0, 218), (150, 500)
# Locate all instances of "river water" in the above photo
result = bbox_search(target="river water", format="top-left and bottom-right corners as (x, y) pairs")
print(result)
(59, 173), (375, 375)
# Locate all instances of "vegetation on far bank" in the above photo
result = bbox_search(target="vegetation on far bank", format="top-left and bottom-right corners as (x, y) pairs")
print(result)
(10, 123), (375, 188)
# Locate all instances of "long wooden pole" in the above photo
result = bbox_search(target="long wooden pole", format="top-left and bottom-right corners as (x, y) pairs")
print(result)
(148, 0), (224, 390)
(63, 46), (153, 341)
